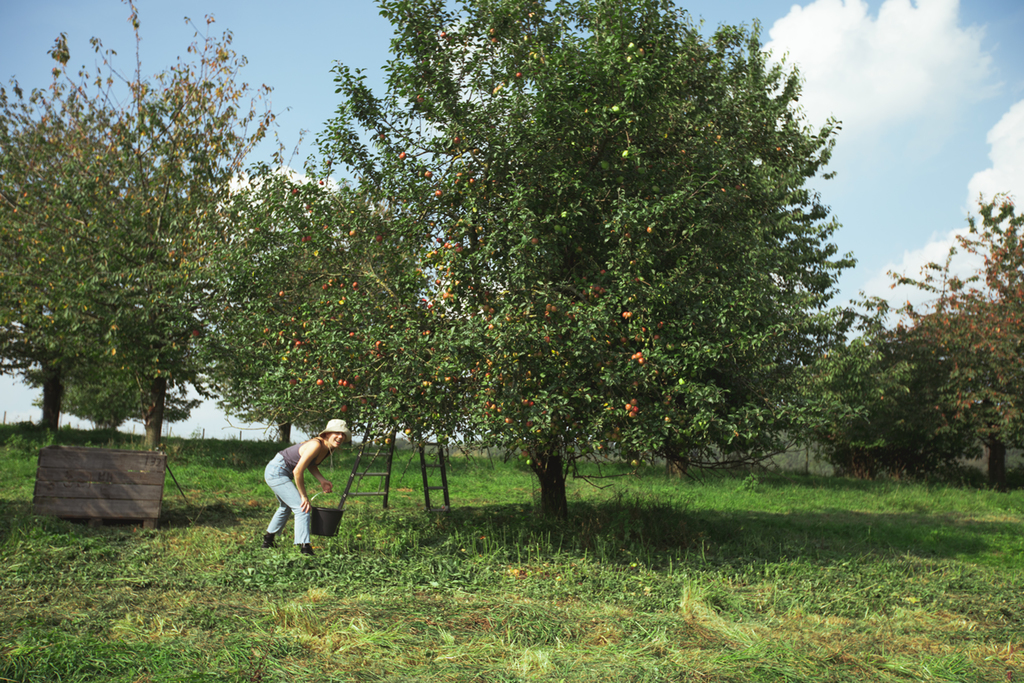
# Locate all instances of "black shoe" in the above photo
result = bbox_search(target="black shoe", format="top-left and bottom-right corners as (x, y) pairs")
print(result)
(299, 543), (314, 556)
(261, 533), (276, 549)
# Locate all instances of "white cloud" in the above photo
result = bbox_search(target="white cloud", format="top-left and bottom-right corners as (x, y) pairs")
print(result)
(764, 0), (993, 136)
(860, 223), (985, 311)
(966, 98), (1024, 206)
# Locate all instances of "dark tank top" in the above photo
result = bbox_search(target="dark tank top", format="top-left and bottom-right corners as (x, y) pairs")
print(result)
(277, 438), (325, 477)
(278, 442), (304, 475)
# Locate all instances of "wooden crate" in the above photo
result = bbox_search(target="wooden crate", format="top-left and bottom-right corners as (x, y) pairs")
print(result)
(33, 446), (167, 529)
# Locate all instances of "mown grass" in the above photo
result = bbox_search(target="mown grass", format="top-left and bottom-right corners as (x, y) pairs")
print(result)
(1, 423), (1022, 682)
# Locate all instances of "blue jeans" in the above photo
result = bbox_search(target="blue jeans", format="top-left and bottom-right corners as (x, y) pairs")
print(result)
(265, 453), (310, 545)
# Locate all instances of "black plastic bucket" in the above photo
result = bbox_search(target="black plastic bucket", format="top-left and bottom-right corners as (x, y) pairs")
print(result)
(310, 507), (343, 537)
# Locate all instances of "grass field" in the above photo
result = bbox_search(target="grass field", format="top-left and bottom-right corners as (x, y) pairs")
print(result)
(1, 423), (1022, 682)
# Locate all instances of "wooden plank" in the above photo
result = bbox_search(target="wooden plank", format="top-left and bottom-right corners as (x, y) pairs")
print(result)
(37, 447), (166, 473)
(33, 480), (164, 501)
(35, 467), (166, 486)
(34, 497), (162, 519)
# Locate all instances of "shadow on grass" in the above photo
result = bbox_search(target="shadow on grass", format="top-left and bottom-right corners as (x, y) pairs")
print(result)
(340, 495), (1016, 569)
(684, 506), (1013, 564)
(160, 500), (270, 529)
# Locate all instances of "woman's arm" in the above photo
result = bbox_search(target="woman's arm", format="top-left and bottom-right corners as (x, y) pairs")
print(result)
(307, 461), (334, 493)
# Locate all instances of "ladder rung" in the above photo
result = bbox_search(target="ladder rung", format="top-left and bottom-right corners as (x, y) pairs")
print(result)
(426, 486), (446, 491)
(349, 491), (387, 497)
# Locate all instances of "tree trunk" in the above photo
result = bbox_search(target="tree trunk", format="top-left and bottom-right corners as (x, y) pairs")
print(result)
(277, 421), (292, 443)
(143, 375), (167, 449)
(531, 452), (568, 519)
(848, 449), (877, 480)
(40, 365), (64, 432)
(663, 443), (689, 478)
(666, 460), (688, 478)
(983, 438), (1006, 491)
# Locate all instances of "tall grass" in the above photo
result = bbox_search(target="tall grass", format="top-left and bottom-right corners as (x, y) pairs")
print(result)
(1, 423), (1022, 681)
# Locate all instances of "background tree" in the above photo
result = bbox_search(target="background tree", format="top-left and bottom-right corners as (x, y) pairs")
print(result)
(305, 0), (853, 518)
(802, 300), (975, 479)
(896, 196), (1024, 490)
(0, 5), (275, 446)
(0, 70), (120, 430)
(27, 362), (200, 431)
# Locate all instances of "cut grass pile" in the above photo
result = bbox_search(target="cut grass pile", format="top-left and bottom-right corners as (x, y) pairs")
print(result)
(1, 424), (1022, 682)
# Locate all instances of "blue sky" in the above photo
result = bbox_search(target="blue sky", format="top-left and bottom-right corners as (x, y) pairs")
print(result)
(2, 0), (1023, 438)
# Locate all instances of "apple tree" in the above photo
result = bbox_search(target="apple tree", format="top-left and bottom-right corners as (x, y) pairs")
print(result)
(201, 166), (364, 440)
(0, 6), (275, 445)
(206, 159), (481, 448)
(314, 0), (851, 517)
(895, 196), (1024, 490)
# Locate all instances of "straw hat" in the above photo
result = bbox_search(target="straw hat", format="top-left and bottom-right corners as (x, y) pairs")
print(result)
(319, 419), (351, 441)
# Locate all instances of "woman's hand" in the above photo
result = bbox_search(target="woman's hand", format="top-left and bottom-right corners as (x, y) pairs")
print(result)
(321, 481), (333, 494)
(300, 495), (311, 513)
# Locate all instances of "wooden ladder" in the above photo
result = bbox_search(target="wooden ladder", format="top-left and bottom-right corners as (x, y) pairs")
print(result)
(337, 429), (451, 513)
(418, 441), (450, 512)
(339, 428), (395, 510)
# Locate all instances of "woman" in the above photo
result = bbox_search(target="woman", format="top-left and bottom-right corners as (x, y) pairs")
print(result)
(262, 419), (351, 555)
